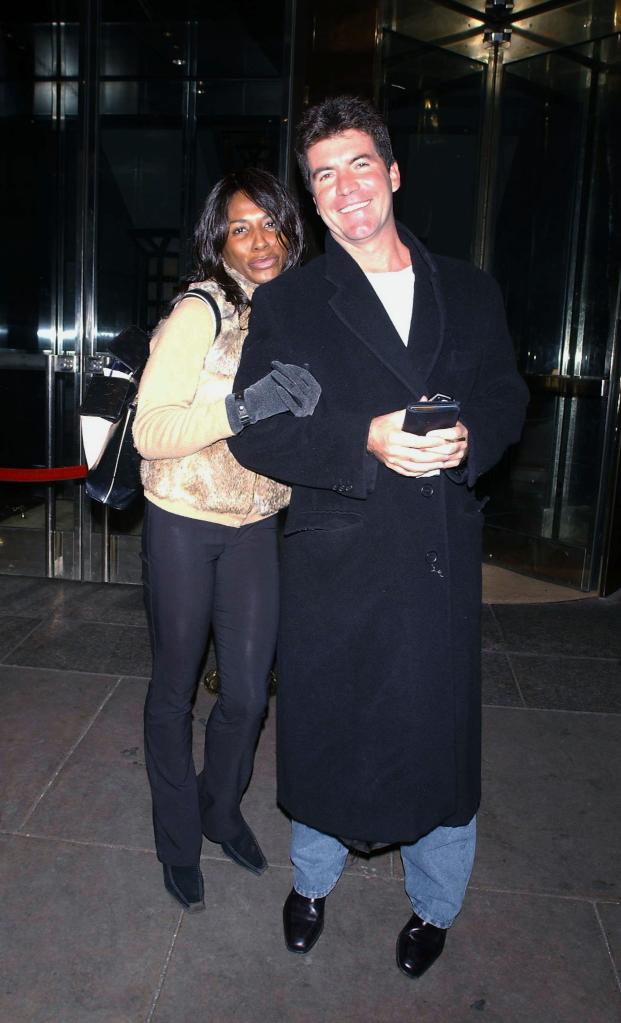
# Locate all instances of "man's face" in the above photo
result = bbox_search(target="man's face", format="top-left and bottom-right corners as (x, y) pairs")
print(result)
(306, 129), (400, 248)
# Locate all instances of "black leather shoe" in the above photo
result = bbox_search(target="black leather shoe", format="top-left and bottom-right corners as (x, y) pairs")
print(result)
(283, 888), (325, 954)
(396, 910), (446, 978)
(162, 863), (205, 912)
(221, 819), (267, 876)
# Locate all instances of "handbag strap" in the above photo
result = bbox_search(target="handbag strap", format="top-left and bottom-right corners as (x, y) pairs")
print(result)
(182, 288), (222, 338)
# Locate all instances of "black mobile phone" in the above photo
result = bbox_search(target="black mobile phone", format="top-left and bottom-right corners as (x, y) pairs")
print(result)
(402, 394), (461, 436)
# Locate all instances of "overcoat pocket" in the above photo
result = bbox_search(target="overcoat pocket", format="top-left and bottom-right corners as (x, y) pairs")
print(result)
(283, 510), (363, 537)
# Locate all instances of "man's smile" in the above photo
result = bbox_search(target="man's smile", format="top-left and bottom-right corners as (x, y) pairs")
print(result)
(338, 199), (371, 214)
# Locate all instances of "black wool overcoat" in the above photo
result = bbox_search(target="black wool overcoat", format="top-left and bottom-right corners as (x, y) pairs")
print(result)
(229, 226), (529, 844)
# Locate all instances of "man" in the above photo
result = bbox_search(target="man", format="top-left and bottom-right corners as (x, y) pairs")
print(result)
(228, 96), (528, 978)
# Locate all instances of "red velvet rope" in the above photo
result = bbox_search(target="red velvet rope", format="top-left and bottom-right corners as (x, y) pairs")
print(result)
(0, 465), (88, 482)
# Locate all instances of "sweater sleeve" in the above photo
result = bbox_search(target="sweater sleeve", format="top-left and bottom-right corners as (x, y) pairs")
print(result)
(133, 296), (234, 460)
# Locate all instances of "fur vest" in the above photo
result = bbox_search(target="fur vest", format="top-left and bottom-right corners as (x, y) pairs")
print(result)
(140, 273), (290, 518)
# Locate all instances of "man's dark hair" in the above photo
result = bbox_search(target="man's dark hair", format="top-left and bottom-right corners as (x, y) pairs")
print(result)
(295, 96), (394, 191)
(184, 168), (304, 312)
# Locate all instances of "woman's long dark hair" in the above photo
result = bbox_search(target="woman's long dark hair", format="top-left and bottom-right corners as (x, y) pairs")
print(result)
(184, 168), (305, 313)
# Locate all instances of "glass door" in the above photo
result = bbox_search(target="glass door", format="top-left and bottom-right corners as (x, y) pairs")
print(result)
(484, 36), (621, 590)
(379, 3), (621, 591)
(0, 9), (83, 578)
(381, 28), (486, 262)
(94, 0), (289, 583)
(0, 0), (292, 584)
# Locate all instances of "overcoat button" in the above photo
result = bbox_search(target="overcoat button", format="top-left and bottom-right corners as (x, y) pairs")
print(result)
(420, 484), (434, 497)
(425, 550), (438, 563)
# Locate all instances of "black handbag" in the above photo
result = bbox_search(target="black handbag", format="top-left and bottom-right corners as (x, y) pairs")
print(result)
(80, 291), (221, 511)
(83, 398), (142, 510)
(80, 326), (150, 511)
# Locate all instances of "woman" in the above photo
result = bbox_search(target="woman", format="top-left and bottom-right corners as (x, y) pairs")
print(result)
(133, 169), (319, 912)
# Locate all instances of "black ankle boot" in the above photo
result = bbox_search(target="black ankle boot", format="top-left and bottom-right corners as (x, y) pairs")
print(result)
(163, 864), (205, 912)
(396, 910), (446, 978)
(220, 819), (267, 876)
(283, 888), (325, 953)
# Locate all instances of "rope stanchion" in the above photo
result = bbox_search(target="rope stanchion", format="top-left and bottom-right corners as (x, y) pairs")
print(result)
(0, 466), (88, 482)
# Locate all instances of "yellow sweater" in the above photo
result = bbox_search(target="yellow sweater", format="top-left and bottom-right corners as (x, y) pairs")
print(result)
(133, 283), (290, 525)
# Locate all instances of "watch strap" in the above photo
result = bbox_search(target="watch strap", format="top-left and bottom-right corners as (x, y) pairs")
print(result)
(232, 391), (251, 429)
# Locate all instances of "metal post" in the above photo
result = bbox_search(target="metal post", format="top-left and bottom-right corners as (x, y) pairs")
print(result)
(45, 353), (56, 577)
(472, 40), (505, 271)
(279, 0), (297, 187)
(597, 278), (621, 594)
(102, 504), (110, 582)
(180, 19), (198, 275)
(77, 0), (100, 581)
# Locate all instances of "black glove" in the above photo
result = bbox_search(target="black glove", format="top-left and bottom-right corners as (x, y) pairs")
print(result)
(225, 361), (321, 433)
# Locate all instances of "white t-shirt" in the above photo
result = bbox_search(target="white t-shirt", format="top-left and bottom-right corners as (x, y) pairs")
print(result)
(365, 263), (439, 475)
(364, 265), (415, 345)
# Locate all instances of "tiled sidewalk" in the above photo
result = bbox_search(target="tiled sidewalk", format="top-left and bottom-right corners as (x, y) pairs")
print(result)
(0, 576), (619, 1023)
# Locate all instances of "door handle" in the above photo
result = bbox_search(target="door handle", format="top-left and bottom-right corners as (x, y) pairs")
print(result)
(524, 373), (608, 398)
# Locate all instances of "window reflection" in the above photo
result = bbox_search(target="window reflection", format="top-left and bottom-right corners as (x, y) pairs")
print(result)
(97, 2), (287, 343)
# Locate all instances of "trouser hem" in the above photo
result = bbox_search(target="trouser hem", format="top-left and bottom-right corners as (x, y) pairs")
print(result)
(408, 896), (457, 931)
(293, 877), (340, 900)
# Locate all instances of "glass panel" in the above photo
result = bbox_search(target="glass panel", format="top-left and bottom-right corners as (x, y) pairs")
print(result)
(95, 1), (289, 582)
(493, 52), (589, 376)
(96, 22), (186, 577)
(97, 113), (185, 341)
(571, 43), (621, 379)
(382, 31), (485, 260)
(0, 12), (80, 577)
(196, 2), (286, 78)
(194, 117), (281, 211)
(101, 22), (191, 79)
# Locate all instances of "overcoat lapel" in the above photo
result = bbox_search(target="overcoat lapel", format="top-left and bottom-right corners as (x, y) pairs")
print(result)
(324, 225), (446, 399)
(406, 232), (446, 388)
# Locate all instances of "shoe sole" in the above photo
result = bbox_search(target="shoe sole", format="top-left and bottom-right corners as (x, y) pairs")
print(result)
(184, 900), (206, 913)
(164, 887), (206, 912)
(163, 870), (206, 912)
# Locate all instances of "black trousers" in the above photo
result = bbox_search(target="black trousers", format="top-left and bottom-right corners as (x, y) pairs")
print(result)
(141, 501), (279, 866)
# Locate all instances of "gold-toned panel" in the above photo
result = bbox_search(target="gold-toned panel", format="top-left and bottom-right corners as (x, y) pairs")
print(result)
(387, 0), (621, 63)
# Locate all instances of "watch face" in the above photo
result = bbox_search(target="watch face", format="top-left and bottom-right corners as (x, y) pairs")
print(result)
(236, 396), (250, 425)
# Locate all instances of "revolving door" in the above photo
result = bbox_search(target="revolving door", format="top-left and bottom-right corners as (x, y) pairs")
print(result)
(381, 1), (621, 592)
(1, 0), (620, 592)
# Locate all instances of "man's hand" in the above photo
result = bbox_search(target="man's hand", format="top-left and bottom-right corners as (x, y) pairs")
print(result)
(367, 409), (468, 478)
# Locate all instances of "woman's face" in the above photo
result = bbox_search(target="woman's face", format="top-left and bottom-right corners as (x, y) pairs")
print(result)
(222, 191), (288, 285)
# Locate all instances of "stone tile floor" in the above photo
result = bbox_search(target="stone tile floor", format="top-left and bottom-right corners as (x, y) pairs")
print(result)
(0, 576), (620, 1023)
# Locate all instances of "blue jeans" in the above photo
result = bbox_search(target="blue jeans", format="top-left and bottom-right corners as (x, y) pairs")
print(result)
(291, 816), (476, 929)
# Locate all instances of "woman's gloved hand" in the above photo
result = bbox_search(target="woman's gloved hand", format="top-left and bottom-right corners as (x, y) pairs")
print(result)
(225, 361), (321, 433)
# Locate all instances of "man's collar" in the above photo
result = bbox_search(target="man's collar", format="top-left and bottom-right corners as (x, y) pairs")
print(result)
(322, 222), (445, 398)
